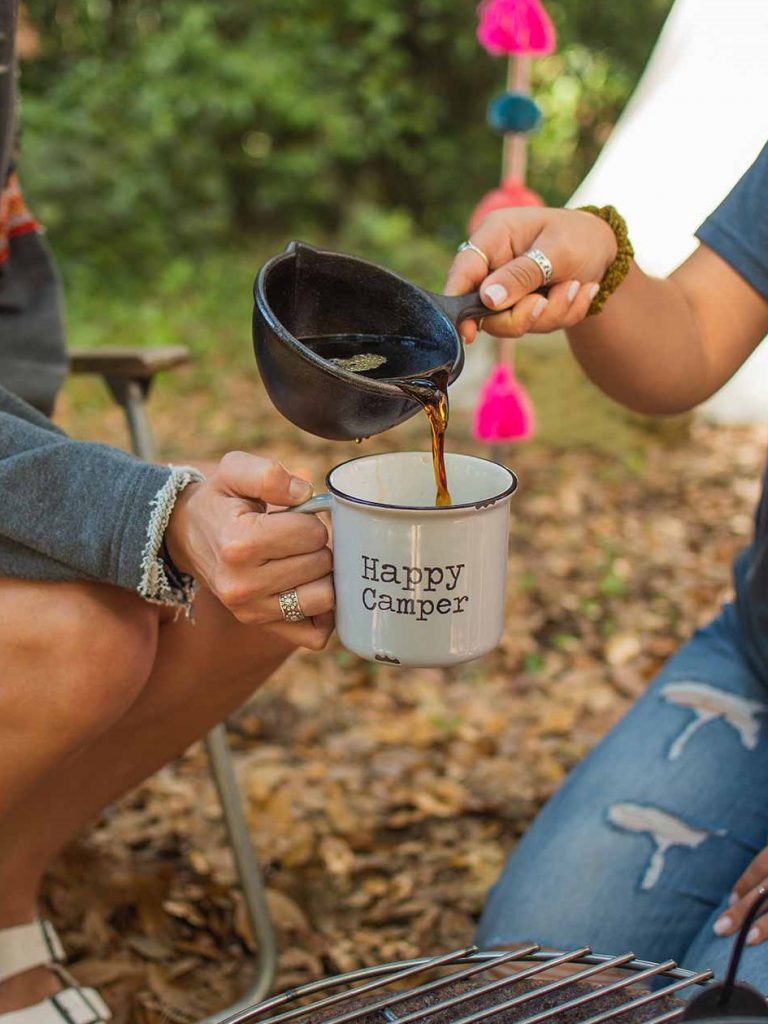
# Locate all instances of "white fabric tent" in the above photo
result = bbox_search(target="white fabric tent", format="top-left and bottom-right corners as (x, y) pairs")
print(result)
(569, 0), (768, 423)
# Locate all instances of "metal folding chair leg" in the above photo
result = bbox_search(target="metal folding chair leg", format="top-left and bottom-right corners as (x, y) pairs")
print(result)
(82, 365), (278, 1009)
(201, 726), (278, 1018)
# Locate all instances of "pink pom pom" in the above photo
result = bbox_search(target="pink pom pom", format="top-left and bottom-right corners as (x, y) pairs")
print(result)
(477, 0), (556, 56)
(473, 362), (535, 442)
(469, 177), (544, 233)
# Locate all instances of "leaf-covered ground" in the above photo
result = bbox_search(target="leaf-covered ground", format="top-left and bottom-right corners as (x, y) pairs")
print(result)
(49, 363), (766, 1023)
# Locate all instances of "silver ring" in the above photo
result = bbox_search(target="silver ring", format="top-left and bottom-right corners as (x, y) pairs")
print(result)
(457, 240), (490, 270)
(279, 589), (305, 623)
(522, 247), (553, 285)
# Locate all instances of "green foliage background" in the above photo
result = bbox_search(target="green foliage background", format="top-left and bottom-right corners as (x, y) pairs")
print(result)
(20, 0), (673, 286)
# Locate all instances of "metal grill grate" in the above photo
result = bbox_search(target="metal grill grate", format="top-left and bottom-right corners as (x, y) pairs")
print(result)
(220, 947), (713, 1024)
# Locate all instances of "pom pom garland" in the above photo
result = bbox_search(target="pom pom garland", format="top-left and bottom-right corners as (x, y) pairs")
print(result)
(476, 0), (556, 57)
(473, 362), (535, 442)
(487, 91), (542, 134)
(471, 0), (553, 449)
(469, 177), (544, 233)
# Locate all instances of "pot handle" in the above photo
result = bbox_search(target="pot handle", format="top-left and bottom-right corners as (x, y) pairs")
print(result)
(428, 289), (488, 325)
(272, 492), (332, 515)
(428, 284), (550, 326)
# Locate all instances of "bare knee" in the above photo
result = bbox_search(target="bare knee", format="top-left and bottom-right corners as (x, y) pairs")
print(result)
(0, 579), (159, 743)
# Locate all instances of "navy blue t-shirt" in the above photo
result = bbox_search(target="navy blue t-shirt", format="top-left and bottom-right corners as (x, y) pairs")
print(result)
(696, 142), (768, 670)
(697, 143), (768, 302)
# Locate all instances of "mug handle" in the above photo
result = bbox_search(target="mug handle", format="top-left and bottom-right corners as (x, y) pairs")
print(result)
(283, 492), (332, 515)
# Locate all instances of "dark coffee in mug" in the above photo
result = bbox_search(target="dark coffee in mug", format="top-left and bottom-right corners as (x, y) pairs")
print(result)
(302, 334), (453, 506)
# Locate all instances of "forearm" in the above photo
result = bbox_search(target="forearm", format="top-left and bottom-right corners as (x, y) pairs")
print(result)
(566, 262), (710, 415)
(449, 199), (768, 414)
(0, 388), (201, 606)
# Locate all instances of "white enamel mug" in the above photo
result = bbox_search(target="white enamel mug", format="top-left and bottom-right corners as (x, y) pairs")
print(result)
(294, 451), (517, 667)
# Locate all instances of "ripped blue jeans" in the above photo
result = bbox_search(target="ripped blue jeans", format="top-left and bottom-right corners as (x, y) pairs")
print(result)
(476, 602), (768, 988)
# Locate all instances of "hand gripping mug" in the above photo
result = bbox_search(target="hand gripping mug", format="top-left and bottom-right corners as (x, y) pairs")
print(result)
(292, 451), (517, 667)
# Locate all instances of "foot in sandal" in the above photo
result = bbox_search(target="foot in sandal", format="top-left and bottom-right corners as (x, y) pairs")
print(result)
(0, 919), (109, 1022)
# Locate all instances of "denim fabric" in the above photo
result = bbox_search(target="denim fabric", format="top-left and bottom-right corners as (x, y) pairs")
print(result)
(476, 602), (768, 988)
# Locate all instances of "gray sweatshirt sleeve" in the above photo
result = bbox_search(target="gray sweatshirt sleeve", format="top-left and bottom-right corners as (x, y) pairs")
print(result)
(0, 385), (202, 610)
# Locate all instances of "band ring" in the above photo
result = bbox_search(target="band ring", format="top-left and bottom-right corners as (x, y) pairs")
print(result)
(522, 247), (554, 285)
(477, 316), (486, 333)
(457, 240), (490, 270)
(279, 589), (305, 623)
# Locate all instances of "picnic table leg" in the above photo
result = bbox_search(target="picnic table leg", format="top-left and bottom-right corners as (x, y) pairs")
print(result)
(103, 377), (157, 460)
(101, 369), (278, 1012)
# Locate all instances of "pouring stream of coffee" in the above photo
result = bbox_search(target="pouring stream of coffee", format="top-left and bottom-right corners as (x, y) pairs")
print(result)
(301, 334), (452, 506)
(393, 369), (451, 507)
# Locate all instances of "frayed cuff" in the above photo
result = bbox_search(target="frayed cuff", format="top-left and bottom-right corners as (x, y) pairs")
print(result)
(139, 466), (204, 613)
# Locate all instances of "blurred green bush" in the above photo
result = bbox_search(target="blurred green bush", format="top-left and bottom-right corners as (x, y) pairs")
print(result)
(20, 0), (672, 279)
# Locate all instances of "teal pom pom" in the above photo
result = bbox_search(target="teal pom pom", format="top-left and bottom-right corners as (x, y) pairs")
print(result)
(487, 92), (542, 134)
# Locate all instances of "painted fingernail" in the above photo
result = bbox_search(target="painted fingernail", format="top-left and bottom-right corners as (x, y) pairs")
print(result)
(483, 284), (508, 308)
(530, 296), (549, 322)
(748, 926), (761, 945)
(289, 477), (313, 500)
(714, 915), (733, 936)
(587, 282), (600, 300)
(566, 280), (580, 303)
(729, 892), (739, 907)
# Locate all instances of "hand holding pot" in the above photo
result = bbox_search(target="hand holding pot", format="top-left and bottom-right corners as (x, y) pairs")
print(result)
(165, 452), (335, 650)
(445, 207), (617, 342)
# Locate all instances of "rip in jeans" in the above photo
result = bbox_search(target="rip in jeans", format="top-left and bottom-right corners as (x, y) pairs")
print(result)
(607, 803), (722, 890)
(660, 682), (767, 761)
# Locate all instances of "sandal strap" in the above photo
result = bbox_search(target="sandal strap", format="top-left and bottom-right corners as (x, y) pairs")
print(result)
(0, 987), (110, 1024)
(0, 921), (64, 984)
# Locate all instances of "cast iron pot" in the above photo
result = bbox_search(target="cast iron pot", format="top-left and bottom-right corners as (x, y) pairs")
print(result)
(252, 241), (488, 441)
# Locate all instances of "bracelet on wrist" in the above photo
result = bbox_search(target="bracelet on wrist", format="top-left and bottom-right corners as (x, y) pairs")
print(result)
(160, 536), (187, 587)
(576, 204), (634, 315)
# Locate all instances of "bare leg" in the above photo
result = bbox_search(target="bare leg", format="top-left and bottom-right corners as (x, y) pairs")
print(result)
(0, 577), (301, 1012)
